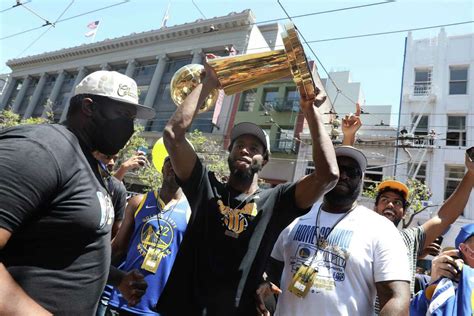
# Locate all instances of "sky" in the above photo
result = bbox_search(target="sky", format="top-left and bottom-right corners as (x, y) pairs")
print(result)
(0, 0), (473, 122)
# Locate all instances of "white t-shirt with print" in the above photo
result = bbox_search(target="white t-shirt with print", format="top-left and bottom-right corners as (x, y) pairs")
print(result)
(272, 203), (410, 316)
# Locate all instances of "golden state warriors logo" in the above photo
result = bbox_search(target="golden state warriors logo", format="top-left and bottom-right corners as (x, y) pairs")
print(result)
(217, 200), (258, 237)
(137, 216), (176, 258)
(97, 191), (114, 229)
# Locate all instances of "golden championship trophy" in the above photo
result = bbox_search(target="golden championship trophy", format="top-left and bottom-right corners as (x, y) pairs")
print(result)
(170, 23), (317, 112)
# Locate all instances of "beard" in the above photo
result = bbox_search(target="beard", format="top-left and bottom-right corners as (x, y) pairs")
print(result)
(324, 180), (362, 207)
(227, 156), (263, 183)
(392, 218), (402, 226)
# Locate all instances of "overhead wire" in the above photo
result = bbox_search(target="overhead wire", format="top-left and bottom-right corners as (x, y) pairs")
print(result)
(3, 1), (472, 157)
(0, 0), (31, 13)
(0, 0), (130, 40)
(254, 1), (394, 25)
(307, 20), (474, 43)
(15, 1), (75, 59)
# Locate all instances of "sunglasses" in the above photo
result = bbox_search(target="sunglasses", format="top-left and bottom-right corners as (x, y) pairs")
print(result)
(339, 165), (362, 179)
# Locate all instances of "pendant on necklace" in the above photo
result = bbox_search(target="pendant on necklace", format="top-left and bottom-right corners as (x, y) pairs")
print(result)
(317, 238), (328, 249)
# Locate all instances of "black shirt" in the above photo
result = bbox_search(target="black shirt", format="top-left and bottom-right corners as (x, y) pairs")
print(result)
(109, 176), (127, 221)
(0, 124), (114, 315)
(157, 159), (307, 316)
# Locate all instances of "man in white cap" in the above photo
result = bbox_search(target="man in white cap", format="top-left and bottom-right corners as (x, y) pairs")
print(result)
(0, 71), (154, 315)
(258, 146), (411, 315)
(156, 62), (339, 315)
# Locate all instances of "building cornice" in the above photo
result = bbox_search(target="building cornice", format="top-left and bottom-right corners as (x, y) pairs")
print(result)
(7, 9), (255, 70)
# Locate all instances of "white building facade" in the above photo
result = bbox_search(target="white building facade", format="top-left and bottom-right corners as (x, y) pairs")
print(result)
(398, 29), (474, 246)
(294, 71), (396, 194)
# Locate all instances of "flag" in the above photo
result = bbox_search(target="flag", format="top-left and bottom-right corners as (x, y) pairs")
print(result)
(85, 20), (100, 37)
(161, 3), (170, 28)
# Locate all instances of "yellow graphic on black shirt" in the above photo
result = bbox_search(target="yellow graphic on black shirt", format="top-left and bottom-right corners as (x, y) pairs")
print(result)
(217, 200), (258, 235)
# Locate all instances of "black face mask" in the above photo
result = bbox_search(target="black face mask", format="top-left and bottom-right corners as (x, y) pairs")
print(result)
(89, 108), (134, 155)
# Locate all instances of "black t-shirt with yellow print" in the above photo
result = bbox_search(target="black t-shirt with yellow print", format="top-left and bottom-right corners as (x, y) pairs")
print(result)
(157, 159), (308, 316)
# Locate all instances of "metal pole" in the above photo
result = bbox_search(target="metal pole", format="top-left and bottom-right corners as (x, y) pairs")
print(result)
(394, 36), (408, 177)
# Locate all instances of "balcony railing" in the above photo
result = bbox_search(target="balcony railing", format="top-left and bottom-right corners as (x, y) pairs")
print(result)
(413, 82), (432, 96)
(271, 139), (296, 153)
(268, 98), (300, 112)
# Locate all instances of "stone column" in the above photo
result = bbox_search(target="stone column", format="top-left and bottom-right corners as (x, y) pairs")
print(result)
(0, 77), (17, 110)
(144, 55), (168, 108)
(60, 67), (87, 122)
(191, 48), (203, 64)
(42, 70), (66, 118)
(11, 76), (31, 113)
(23, 73), (48, 118)
(125, 59), (137, 77)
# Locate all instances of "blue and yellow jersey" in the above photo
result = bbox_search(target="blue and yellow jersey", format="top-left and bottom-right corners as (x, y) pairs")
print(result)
(109, 191), (190, 315)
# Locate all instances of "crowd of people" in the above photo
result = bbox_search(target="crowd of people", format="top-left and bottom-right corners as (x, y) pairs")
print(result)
(0, 62), (472, 316)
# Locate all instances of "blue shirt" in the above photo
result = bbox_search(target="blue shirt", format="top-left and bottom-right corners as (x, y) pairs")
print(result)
(109, 191), (190, 315)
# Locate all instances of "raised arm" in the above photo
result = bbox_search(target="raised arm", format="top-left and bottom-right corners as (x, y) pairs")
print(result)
(341, 103), (362, 146)
(114, 152), (148, 182)
(163, 62), (219, 182)
(294, 93), (339, 209)
(111, 194), (143, 265)
(421, 152), (474, 248)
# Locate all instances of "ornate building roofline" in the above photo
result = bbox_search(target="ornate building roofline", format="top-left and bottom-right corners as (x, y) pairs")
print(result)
(7, 9), (255, 70)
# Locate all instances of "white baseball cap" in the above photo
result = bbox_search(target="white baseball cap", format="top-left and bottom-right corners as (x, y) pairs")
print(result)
(335, 145), (367, 172)
(74, 70), (155, 120)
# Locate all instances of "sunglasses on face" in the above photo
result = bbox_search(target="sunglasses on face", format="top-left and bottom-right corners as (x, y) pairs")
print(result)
(339, 165), (362, 179)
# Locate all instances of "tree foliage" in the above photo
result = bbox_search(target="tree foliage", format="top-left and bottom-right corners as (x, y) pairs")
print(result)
(116, 124), (162, 192)
(187, 129), (228, 181)
(117, 128), (229, 192)
(0, 107), (229, 192)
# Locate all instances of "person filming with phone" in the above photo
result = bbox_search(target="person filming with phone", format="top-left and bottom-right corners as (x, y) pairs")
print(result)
(410, 223), (474, 315)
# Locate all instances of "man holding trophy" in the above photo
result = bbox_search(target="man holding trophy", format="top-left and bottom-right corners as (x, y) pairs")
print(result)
(155, 24), (340, 316)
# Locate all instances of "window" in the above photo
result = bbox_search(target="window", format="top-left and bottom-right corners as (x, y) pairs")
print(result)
(446, 115), (466, 147)
(408, 163), (426, 183)
(275, 127), (294, 152)
(260, 88), (279, 111)
(110, 64), (127, 74)
(239, 90), (256, 112)
(444, 165), (464, 200)
(133, 61), (157, 86)
(449, 66), (468, 95)
(284, 88), (299, 111)
(164, 57), (192, 74)
(305, 161), (314, 175)
(363, 166), (383, 191)
(414, 68), (432, 95)
(412, 115), (428, 145)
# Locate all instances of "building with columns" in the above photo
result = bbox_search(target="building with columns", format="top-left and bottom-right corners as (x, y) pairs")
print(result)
(397, 29), (474, 246)
(0, 9), (313, 185)
(0, 10), (265, 133)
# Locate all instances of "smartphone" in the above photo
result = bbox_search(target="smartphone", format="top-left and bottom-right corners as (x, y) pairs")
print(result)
(466, 147), (474, 161)
(433, 235), (444, 247)
(137, 146), (148, 155)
